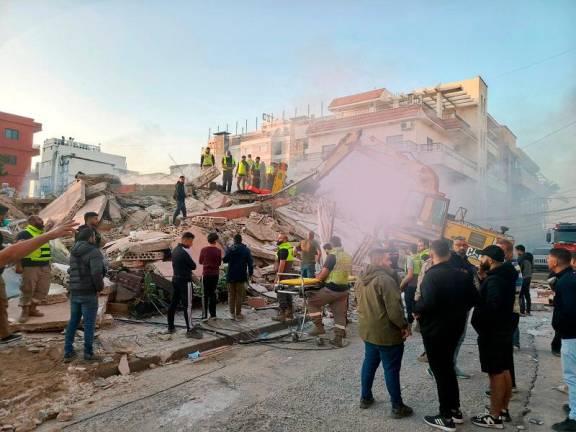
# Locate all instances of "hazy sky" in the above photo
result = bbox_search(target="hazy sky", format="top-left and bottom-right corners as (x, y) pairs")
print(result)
(1, 0), (574, 182)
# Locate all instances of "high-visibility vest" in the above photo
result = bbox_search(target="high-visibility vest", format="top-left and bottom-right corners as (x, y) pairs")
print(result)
(252, 162), (261, 175)
(326, 247), (352, 285)
(222, 156), (235, 171)
(238, 161), (248, 175)
(23, 225), (51, 262)
(247, 159), (254, 170)
(266, 165), (274, 175)
(202, 152), (214, 167)
(412, 248), (430, 276)
(277, 242), (294, 262)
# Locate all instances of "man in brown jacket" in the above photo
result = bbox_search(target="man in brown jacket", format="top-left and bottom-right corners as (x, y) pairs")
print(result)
(356, 248), (413, 419)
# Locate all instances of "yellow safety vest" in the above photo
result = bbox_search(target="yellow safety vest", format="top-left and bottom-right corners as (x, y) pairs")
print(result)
(266, 165), (274, 175)
(238, 161), (248, 175)
(202, 152), (214, 167)
(23, 225), (51, 262)
(277, 242), (294, 262)
(252, 162), (261, 175)
(222, 156), (235, 171)
(326, 247), (352, 285)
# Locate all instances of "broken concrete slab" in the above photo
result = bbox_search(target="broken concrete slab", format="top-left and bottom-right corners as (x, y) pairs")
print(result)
(145, 205), (167, 218)
(85, 182), (109, 199)
(121, 210), (151, 234)
(188, 216), (227, 229)
(118, 354), (130, 376)
(185, 197), (206, 214)
(104, 231), (173, 255)
(190, 198), (291, 220)
(204, 190), (232, 209)
(73, 195), (108, 225)
(189, 166), (220, 189)
(245, 220), (278, 242)
(39, 180), (86, 225)
(43, 284), (68, 305)
(0, 195), (27, 219)
(8, 295), (109, 332)
(107, 196), (122, 223)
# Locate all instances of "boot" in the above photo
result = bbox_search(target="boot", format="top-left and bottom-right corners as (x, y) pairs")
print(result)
(18, 306), (30, 324)
(272, 309), (286, 322)
(29, 304), (44, 318)
(330, 328), (345, 348)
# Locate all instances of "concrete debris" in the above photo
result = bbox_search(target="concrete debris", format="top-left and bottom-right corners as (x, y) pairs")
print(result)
(39, 180), (86, 225)
(203, 190), (232, 209)
(85, 181), (109, 198)
(56, 410), (73, 422)
(245, 220), (278, 242)
(144, 204), (167, 218)
(73, 194), (108, 225)
(189, 165), (220, 189)
(121, 210), (152, 234)
(118, 354), (131, 376)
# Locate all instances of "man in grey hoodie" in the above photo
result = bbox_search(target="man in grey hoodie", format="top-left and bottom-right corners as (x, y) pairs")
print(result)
(64, 228), (105, 362)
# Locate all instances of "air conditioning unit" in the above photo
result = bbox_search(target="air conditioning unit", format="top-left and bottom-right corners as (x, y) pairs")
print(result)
(401, 121), (414, 131)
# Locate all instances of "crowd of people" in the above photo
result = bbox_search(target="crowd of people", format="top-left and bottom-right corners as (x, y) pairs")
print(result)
(200, 147), (282, 193)
(355, 237), (576, 431)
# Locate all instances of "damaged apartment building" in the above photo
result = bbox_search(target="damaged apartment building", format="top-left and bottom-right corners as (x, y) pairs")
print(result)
(208, 76), (555, 247)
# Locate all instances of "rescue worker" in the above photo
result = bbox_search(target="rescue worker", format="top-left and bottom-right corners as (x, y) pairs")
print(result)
(235, 155), (249, 190)
(221, 150), (236, 193)
(266, 162), (276, 190)
(400, 239), (429, 326)
(272, 233), (295, 322)
(246, 154), (254, 186)
(200, 147), (215, 170)
(251, 156), (262, 189)
(308, 236), (353, 348)
(16, 215), (52, 323)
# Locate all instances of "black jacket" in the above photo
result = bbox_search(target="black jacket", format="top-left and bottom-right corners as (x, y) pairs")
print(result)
(68, 241), (105, 296)
(415, 261), (478, 338)
(174, 182), (186, 202)
(223, 243), (254, 283)
(552, 267), (576, 340)
(471, 262), (517, 340)
(172, 244), (196, 281)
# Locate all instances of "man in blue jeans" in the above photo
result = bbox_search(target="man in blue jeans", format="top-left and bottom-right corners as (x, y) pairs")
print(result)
(295, 231), (321, 278)
(549, 248), (576, 432)
(355, 247), (413, 419)
(64, 228), (105, 362)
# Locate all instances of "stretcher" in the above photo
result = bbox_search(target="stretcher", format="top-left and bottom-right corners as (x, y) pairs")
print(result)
(274, 274), (322, 341)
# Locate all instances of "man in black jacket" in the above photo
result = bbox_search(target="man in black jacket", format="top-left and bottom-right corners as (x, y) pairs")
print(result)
(75, 211), (102, 248)
(415, 239), (477, 432)
(471, 245), (517, 429)
(168, 232), (203, 339)
(173, 176), (187, 225)
(549, 248), (576, 432)
(223, 234), (254, 320)
(64, 228), (105, 362)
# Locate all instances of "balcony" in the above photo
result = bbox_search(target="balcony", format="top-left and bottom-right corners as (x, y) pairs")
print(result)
(512, 168), (549, 194)
(416, 142), (478, 179)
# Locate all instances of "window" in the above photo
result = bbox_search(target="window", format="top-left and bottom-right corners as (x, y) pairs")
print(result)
(468, 232), (487, 249)
(0, 154), (17, 165)
(4, 128), (19, 140)
(386, 135), (403, 144)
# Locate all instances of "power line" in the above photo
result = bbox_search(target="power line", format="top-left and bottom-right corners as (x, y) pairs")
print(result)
(521, 119), (576, 150)
(492, 47), (576, 79)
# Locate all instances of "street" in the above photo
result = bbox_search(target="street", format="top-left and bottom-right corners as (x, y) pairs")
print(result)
(37, 309), (567, 432)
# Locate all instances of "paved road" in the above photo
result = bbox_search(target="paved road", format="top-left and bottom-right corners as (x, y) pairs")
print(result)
(42, 311), (564, 432)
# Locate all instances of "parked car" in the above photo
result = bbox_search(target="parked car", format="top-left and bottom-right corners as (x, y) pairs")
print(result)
(532, 247), (551, 271)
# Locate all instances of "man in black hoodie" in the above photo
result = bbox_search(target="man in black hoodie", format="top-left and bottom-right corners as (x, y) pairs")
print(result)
(549, 248), (576, 432)
(168, 232), (203, 339)
(64, 228), (105, 362)
(223, 234), (254, 320)
(173, 176), (187, 225)
(471, 245), (517, 429)
(415, 239), (477, 432)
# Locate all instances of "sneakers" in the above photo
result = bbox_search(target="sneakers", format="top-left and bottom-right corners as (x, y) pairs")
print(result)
(553, 350), (562, 357)
(451, 409), (464, 424)
(471, 414), (504, 429)
(0, 333), (23, 344)
(455, 368), (471, 379)
(391, 404), (413, 419)
(552, 418), (576, 432)
(564, 404), (571, 414)
(84, 353), (102, 362)
(63, 351), (77, 363)
(359, 398), (374, 409)
(186, 328), (204, 339)
(424, 415), (456, 432)
(484, 405), (512, 422)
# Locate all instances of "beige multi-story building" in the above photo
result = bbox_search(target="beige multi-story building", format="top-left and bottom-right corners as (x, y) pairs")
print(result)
(208, 76), (554, 246)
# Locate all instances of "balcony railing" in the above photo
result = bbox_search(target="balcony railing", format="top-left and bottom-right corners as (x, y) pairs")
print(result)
(417, 142), (478, 170)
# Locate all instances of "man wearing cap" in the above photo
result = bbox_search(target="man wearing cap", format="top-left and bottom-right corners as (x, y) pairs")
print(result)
(471, 245), (517, 429)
